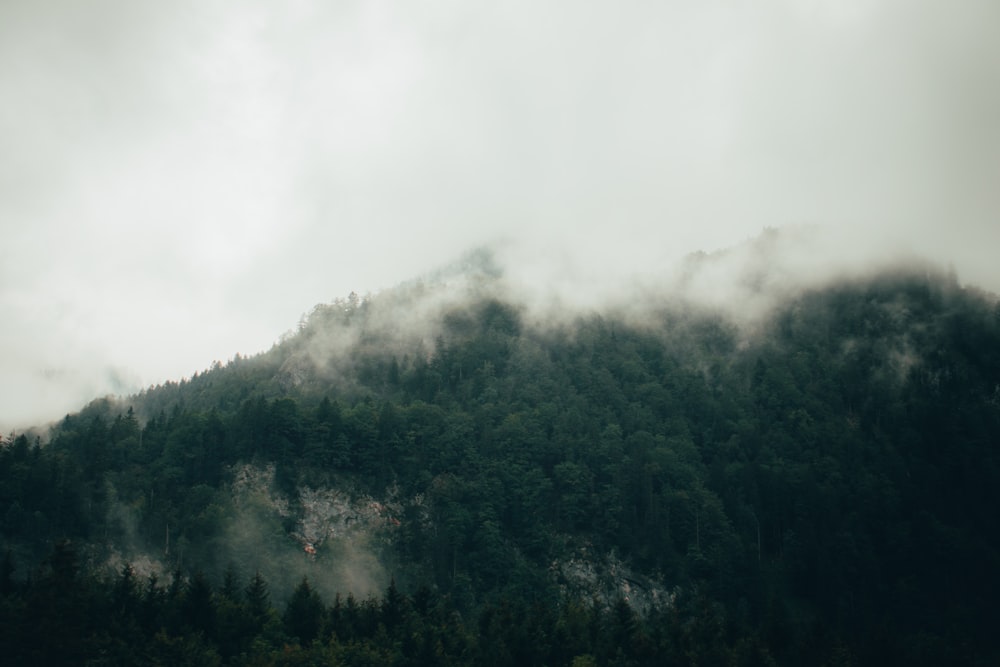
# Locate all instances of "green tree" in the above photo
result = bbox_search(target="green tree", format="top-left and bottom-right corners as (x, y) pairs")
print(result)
(283, 577), (325, 645)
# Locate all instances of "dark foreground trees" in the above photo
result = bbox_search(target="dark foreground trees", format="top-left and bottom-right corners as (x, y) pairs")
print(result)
(0, 545), (801, 666)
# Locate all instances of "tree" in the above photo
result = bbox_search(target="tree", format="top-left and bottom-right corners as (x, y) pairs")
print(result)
(283, 577), (325, 645)
(244, 570), (270, 632)
(381, 577), (407, 631)
(182, 570), (216, 639)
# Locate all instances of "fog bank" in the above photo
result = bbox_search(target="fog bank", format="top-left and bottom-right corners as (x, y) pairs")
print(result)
(2, 0), (997, 429)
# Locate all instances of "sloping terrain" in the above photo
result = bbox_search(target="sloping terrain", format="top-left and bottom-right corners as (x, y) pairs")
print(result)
(1, 244), (999, 664)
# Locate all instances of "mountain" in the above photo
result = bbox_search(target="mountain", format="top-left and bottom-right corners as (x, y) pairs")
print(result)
(1, 237), (999, 665)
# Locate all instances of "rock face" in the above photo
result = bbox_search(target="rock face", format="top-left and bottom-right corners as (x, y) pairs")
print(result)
(225, 463), (401, 599)
(231, 464), (674, 611)
(550, 547), (674, 616)
(276, 354), (311, 390)
(291, 487), (403, 555)
(230, 463), (401, 557)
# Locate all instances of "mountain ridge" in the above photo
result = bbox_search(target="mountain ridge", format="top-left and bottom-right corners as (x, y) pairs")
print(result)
(2, 234), (998, 664)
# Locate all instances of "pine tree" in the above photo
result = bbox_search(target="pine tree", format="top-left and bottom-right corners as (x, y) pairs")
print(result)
(283, 577), (325, 645)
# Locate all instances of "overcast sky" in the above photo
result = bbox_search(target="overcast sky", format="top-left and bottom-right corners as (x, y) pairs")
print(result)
(2, 0), (999, 430)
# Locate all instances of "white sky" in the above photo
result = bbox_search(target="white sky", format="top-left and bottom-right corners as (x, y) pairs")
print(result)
(2, 0), (999, 430)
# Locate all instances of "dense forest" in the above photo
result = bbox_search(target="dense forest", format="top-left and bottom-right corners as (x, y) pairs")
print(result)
(1, 253), (999, 665)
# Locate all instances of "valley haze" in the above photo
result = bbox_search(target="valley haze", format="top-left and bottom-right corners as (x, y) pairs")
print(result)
(1, 0), (998, 430)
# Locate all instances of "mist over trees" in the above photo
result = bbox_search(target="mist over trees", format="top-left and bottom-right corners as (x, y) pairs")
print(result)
(1, 245), (999, 665)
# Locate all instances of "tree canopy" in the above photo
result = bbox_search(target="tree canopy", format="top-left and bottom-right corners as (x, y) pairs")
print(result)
(1, 263), (998, 664)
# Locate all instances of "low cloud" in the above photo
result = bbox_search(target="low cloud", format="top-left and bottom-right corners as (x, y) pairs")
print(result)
(1, 0), (997, 428)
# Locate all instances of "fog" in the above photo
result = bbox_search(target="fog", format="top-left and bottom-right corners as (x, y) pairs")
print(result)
(97, 462), (391, 603)
(2, 0), (998, 430)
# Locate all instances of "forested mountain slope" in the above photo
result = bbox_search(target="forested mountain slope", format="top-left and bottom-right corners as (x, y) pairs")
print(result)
(1, 249), (999, 665)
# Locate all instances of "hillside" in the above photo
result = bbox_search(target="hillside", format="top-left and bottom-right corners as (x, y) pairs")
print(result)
(1, 246), (999, 665)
